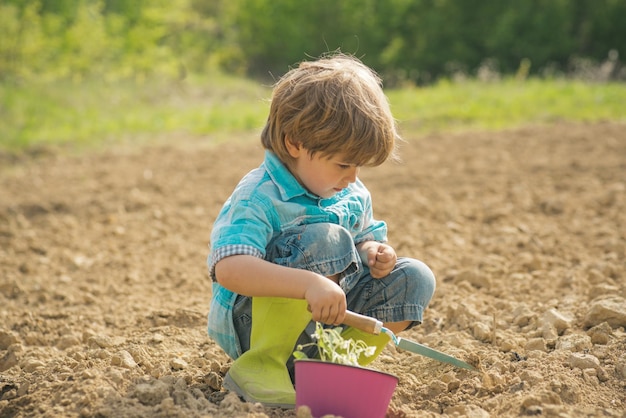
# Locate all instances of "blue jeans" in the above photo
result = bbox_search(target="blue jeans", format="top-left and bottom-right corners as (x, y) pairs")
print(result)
(233, 223), (436, 365)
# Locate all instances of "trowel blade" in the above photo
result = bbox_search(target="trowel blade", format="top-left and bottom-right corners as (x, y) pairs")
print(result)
(396, 337), (475, 370)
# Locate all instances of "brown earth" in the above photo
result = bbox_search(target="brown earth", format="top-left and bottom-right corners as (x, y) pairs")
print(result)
(1, 122), (625, 418)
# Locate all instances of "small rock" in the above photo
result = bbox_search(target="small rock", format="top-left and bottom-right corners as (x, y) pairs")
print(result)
(203, 372), (222, 391)
(522, 391), (561, 408)
(473, 322), (492, 342)
(296, 405), (313, 418)
(17, 381), (29, 397)
(23, 332), (43, 346)
(568, 353), (600, 371)
(520, 370), (543, 386)
(586, 322), (612, 345)
(482, 371), (505, 391)
(550, 377), (582, 404)
(512, 304), (536, 327)
(583, 297), (626, 328)
(191, 357), (206, 368)
(541, 324), (559, 341)
(588, 284), (620, 300)
(21, 358), (46, 373)
(209, 361), (222, 373)
(500, 340), (514, 352)
(81, 369), (96, 379)
(132, 380), (170, 406)
(582, 368), (599, 385)
(440, 372), (456, 383)
(453, 269), (491, 289)
(128, 347), (149, 366)
(447, 379), (461, 391)
(56, 335), (81, 350)
(106, 369), (124, 386)
(171, 309), (206, 327)
(525, 338), (547, 352)
(427, 380), (448, 397)
(82, 330), (96, 343)
(150, 364), (169, 379)
(170, 357), (188, 370)
(219, 363), (230, 375)
(555, 333), (592, 352)
(1, 387), (17, 401)
(92, 349), (111, 360)
(446, 303), (491, 330)
(0, 330), (20, 350)
(88, 335), (125, 349)
(111, 350), (138, 369)
(541, 309), (572, 335)
(0, 349), (20, 372)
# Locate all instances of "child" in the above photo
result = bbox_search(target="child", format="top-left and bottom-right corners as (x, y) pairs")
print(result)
(207, 53), (436, 408)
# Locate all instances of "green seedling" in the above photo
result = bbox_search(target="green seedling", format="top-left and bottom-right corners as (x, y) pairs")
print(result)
(293, 322), (376, 367)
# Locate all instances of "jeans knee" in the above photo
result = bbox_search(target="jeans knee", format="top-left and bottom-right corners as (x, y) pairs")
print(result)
(403, 258), (436, 303)
(306, 223), (353, 248)
(266, 223), (357, 274)
(290, 223), (356, 260)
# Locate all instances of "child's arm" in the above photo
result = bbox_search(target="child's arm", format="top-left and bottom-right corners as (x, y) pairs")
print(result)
(357, 241), (397, 278)
(214, 254), (347, 325)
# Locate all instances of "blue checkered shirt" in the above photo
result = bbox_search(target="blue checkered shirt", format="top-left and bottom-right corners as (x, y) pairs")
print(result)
(207, 150), (387, 358)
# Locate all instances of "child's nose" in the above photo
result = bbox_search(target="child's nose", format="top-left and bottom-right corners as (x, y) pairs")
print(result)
(346, 167), (359, 183)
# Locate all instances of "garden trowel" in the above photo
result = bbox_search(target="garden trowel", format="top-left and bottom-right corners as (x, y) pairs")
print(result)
(343, 310), (476, 371)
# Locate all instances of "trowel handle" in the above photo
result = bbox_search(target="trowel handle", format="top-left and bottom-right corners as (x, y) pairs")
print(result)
(343, 311), (383, 335)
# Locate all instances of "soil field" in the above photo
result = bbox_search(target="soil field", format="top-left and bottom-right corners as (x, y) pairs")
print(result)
(1, 122), (625, 418)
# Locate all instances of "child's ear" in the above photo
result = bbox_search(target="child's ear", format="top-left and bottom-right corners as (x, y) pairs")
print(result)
(285, 136), (301, 158)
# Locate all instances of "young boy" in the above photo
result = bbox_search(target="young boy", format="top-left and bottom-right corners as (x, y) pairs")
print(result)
(207, 53), (436, 408)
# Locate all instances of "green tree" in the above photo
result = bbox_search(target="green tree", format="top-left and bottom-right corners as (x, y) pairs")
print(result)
(486, 0), (575, 74)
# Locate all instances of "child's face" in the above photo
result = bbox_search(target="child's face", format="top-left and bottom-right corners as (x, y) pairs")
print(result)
(286, 142), (359, 198)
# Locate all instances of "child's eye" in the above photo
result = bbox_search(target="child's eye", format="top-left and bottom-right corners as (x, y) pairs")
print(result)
(338, 164), (351, 169)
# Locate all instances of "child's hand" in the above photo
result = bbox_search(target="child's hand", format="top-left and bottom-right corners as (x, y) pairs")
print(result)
(359, 242), (397, 279)
(304, 275), (347, 325)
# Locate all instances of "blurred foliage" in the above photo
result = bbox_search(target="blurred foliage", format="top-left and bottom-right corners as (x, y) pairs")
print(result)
(2, 73), (624, 152)
(0, 0), (624, 85)
(0, 0), (221, 82)
(0, 73), (271, 150)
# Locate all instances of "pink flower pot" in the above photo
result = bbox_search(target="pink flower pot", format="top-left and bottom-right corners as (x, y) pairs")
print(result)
(295, 359), (398, 418)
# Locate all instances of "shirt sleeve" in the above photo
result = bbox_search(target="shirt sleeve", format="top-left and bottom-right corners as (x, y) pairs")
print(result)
(208, 197), (275, 281)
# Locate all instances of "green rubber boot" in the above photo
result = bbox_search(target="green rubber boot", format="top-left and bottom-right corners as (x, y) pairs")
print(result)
(223, 297), (311, 408)
(340, 326), (391, 366)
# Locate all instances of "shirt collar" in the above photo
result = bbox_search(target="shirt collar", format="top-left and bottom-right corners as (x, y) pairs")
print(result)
(264, 150), (315, 201)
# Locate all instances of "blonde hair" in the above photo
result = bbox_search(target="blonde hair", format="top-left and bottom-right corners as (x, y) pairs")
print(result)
(261, 53), (399, 167)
